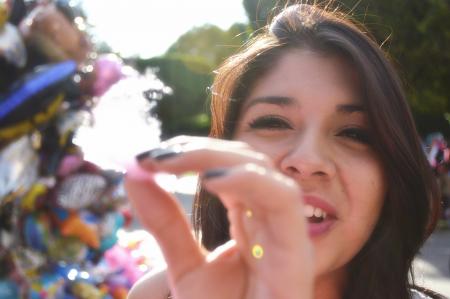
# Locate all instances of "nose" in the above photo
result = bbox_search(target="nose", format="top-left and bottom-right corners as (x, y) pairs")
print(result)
(278, 132), (336, 180)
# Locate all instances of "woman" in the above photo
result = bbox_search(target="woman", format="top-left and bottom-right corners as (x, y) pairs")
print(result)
(125, 3), (442, 299)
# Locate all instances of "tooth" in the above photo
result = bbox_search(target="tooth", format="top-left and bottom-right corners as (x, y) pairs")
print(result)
(323, 212), (327, 219)
(304, 205), (314, 218)
(313, 207), (323, 218)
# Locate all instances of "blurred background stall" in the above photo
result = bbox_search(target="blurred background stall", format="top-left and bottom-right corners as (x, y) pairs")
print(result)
(0, 0), (168, 298)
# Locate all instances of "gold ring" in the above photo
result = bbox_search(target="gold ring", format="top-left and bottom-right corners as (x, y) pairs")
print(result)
(252, 244), (264, 259)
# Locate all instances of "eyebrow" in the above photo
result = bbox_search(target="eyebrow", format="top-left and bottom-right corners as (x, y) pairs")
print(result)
(242, 96), (365, 114)
(336, 104), (365, 114)
(242, 96), (295, 113)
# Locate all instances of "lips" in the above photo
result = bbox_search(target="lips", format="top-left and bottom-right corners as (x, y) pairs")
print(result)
(303, 195), (337, 237)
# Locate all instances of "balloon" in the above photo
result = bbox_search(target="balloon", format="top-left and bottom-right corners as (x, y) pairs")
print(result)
(0, 60), (76, 124)
(0, 21), (25, 93)
(92, 54), (124, 97)
(57, 154), (85, 177)
(0, 61), (77, 142)
(47, 236), (88, 264)
(0, 1), (9, 29)
(23, 213), (52, 252)
(54, 0), (86, 23)
(20, 183), (48, 212)
(104, 245), (143, 286)
(110, 286), (128, 299)
(7, 0), (26, 26)
(99, 235), (118, 253)
(0, 279), (19, 299)
(0, 23), (26, 67)
(19, 3), (91, 63)
(11, 247), (46, 275)
(71, 282), (104, 299)
(0, 136), (39, 205)
(29, 272), (65, 299)
(56, 173), (107, 210)
(99, 212), (124, 252)
(99, 212), (124, 238)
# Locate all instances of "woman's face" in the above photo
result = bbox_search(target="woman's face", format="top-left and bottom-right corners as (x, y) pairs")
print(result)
(233, 49), (386, 282)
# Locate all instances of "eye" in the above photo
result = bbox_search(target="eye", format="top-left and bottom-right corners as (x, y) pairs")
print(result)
(248, 115), (293, 130)
(338, 127), (371, 144)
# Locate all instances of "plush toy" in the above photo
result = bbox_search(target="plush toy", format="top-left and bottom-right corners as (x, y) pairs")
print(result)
(104, 244), (144, 287)
(59, 212), (100, 249)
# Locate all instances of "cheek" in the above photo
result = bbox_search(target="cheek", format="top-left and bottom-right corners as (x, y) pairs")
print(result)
(340, 156), (386, 233)
(234, 134), (286, 160)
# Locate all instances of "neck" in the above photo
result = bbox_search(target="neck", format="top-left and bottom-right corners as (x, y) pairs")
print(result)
(313, 268), (347, 299)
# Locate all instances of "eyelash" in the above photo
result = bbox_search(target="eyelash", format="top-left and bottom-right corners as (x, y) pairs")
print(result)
(338, 127), (371, 144)
(248, 115), (293, 130)
(247, 116), (371, 145)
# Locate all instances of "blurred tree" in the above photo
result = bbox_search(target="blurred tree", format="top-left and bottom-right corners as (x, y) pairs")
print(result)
(134, 23), (252, 137)
(243, 0), (277, 29)
(336, 0), (450, 136)
(94, 40), (114, 54)
(167, 23), (251, 68)
(134, 54), (213, 138)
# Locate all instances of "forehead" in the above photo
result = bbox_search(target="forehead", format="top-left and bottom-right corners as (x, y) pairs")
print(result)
(244, 49), (362, 110)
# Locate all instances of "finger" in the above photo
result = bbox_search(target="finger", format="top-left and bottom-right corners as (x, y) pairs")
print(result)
(227, 206), (250, 259)
(202, 164), (313, 295)
(135, 136), (272, 175)
(202, 164), (308, 261)
(124, 162), (204, 282)
(204, 164), (303, 216)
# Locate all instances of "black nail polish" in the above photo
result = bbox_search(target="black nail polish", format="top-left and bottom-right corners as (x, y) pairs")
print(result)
(136, 148), (181, 162)
(203, 168), (228, 179)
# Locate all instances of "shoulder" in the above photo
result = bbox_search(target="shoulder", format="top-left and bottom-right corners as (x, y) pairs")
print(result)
(127, 268), (170, 299)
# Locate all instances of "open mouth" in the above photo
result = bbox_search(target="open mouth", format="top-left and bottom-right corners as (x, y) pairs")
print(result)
(303, 199), (338, 237)
(304, 204), (331, 223)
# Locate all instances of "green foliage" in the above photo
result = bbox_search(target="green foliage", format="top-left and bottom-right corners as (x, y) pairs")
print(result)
(243, 0), (278, 29)
(134, 55), (213, 138)
(336, 0), (450, 135)
(134, 23), (252, 137)
(167, 24), (252, 68)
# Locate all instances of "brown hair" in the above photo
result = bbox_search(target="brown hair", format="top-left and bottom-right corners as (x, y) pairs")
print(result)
(192, 3), (441, 299)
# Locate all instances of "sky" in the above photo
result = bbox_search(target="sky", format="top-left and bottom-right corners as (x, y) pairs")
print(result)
(83, 0), (248, 58)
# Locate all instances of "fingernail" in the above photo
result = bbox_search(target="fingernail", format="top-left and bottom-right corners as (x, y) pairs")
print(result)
(136, 147), (181, 162)
(203, 168), (228, 179)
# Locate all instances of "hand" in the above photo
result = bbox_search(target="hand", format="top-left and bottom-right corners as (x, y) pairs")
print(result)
(125, 136), (314, 299)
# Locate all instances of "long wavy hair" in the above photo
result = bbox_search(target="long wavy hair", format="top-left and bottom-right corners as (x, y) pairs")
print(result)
(192, 3), (441, 299)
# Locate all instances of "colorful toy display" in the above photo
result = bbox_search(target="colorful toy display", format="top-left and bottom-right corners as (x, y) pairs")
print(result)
(0, 1), (166, 298)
